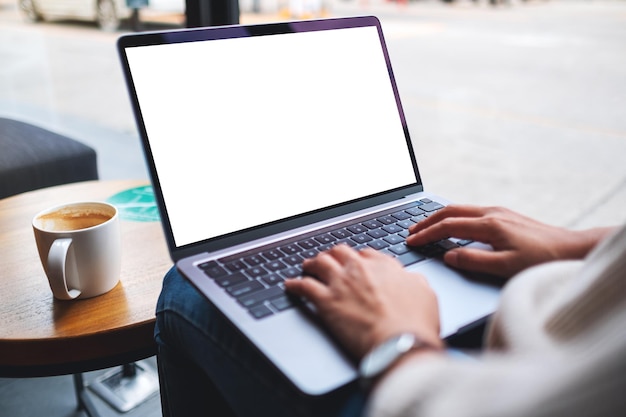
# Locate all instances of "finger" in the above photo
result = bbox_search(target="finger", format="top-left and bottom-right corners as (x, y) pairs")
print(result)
(358, 248), (400, 267)
(302, 250), (343, 284)
(326, 243), (362, 264)
(406, 216), (496, 247)
(284, 277), (332, 305)
(408, 205), (488, 234)
(355, 247), (387, 260)
(443, 248), (513, 277)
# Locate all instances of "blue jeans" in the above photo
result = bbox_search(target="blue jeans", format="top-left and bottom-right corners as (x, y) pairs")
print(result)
(155, 266), (366, 417)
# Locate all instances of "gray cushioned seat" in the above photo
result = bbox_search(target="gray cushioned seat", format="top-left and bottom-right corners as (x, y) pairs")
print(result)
(0, 118), (99, 199)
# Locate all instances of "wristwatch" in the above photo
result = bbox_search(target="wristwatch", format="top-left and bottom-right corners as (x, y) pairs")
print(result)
(359, 333), (436, 384)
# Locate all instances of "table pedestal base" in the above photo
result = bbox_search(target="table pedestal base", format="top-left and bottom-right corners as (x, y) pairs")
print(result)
(87, 360), (159, 413)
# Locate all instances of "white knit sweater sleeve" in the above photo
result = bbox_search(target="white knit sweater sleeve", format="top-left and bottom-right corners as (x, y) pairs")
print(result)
(366, 226), (626, 417)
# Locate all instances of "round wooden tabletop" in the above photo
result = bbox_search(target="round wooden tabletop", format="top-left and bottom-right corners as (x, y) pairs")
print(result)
(0, 180), (173, 377)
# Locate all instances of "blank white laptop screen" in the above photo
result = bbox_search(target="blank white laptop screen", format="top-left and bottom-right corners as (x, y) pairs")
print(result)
(125, 25), (416, 247)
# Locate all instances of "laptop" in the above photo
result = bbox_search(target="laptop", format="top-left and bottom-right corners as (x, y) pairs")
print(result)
(117, 16), (500, 396)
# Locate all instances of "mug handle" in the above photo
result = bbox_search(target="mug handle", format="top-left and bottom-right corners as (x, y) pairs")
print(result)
(47, 238), (82, 300)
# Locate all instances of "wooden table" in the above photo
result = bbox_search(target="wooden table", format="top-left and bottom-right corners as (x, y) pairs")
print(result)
(0, 180), (173, 378)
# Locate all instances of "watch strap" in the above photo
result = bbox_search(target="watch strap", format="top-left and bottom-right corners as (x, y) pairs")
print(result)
(359, 333), (440, 388)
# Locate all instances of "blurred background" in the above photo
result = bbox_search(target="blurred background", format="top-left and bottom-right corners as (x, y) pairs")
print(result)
(1, 0), (625, 415)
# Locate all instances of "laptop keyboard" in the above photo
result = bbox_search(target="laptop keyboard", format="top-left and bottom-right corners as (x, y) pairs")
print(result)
(198, 198), (473, 319)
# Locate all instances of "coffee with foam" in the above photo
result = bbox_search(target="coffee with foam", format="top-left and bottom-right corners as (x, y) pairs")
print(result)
(35, 204), (114, 232)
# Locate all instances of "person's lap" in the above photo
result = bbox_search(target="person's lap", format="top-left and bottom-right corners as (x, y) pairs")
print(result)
(155, 266), (366, 417)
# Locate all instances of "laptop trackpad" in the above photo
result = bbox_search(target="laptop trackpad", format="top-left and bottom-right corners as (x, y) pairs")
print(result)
(408, 259), (501, 338)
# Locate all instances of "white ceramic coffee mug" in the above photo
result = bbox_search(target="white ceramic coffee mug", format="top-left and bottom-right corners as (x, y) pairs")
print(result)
(32, 201), (121, 300)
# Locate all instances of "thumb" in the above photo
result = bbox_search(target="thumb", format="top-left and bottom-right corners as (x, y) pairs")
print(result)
(284, 277), (330, 305)
(443, 248), (512, 278)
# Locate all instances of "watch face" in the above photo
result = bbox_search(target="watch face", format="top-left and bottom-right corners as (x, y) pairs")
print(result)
(360, 333), (417, 379)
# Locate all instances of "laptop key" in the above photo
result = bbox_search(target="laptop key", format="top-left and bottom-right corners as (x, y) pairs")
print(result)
(280, 244), (301, 255)
(366, 229), (388, 239)
(300, 249), (319, 259)
(283, 254), (304, 266)
(199, 261), (228, 278)
(437, 239), (461, 251)
(297, 239), (320, 250)
(315, 234), (336, 245)
(224, 259), (247, 272)
(411, 214), (428, 223)
(383, 234), (404, 245)
(396, 250), (426, 266)
(396, 220), (413, 229)
(367, 240), (389, 250)
(265, 260), (287, 272)
(249, 304), (274, 319)
(238, 285), (284, 308)
(405, 207), (425, 216)
(227, 280), (265, 298)
(270, 295), (295, 311)
(280, 266), (301, 279)
(420, 202), (444, 212)
(351, 234), (373, 244)
(245, 266), (268, 278)
(391, 211), (412, 221)
(330, 229), (352, 239)
(261, 249), (282, 261)
(389, 243), (411, 255)
(214, 271), (249, 288)
(262, 274), (284, 286)
(376, 215), (396, 225)
(415, 240), (458, 257)
(362, 220), (383, 229)
(382, 224), (403, 234)
(347, 224), (368, 234)
(243, 254), (264, 267)
(336, 238), (357, 248)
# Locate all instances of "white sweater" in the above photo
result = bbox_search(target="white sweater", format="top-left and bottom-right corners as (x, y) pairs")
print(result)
(367, 225), (626, 417)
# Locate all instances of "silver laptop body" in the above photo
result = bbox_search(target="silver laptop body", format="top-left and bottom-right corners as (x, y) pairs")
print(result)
(117, 16), (500, 396)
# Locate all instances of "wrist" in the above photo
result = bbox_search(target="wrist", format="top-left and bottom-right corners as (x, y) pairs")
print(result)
(562, 227), (614, 260)
(359, 333), (443, 388)
(382, 346), (442, 381)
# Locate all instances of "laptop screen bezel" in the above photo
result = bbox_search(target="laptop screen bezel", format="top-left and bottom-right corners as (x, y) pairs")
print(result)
(117, 16), (423, 262)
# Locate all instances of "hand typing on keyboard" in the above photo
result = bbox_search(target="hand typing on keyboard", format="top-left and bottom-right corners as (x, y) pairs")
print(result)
(285, 245), (444, 361)
(406, 205), (613, 279)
